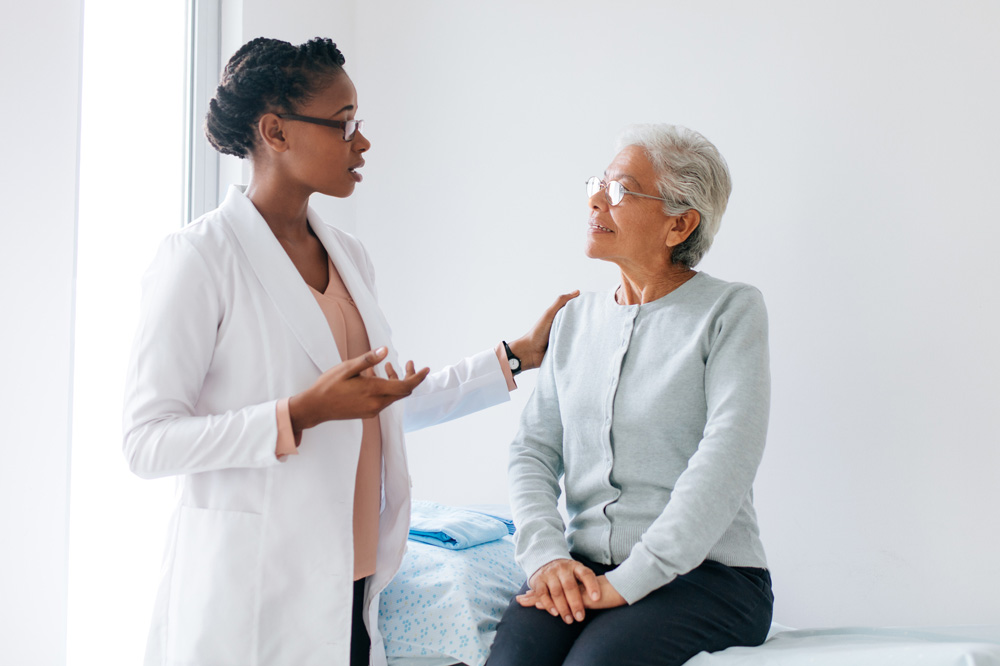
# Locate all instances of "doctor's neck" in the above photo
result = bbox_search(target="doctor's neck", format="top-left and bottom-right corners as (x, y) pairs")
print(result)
(245, 171), (314, 242)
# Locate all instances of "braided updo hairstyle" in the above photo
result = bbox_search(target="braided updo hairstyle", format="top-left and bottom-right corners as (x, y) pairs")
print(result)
(205, 37), (347, 159)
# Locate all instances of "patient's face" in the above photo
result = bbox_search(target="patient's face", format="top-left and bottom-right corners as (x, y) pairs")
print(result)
(585, 146), (674, 269)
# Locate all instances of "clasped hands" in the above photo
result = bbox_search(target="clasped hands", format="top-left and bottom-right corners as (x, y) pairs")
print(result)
(516, 558), (626, 624)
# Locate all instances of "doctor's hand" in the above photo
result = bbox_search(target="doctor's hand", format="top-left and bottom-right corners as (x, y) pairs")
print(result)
(288, 347), (429, 432)
(506, 290), (580, 371)
(516, 558), (600, 624)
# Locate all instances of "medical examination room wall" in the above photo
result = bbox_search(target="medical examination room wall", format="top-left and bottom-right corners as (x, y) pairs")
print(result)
(340, 1), (1000, 629)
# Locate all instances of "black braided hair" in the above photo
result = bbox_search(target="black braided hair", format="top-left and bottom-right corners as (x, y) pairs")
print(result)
(205, 37), (347, 158)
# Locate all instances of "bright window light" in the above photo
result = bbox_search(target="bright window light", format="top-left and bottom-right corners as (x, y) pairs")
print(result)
(68, 2), (188, 664)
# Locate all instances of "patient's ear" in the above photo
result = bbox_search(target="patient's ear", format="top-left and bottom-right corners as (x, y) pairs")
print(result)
(666, 209), (701, 248)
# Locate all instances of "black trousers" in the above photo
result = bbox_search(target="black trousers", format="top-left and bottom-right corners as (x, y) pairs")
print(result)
(485, 556), (773, 666)
(351, 577), (371, 666)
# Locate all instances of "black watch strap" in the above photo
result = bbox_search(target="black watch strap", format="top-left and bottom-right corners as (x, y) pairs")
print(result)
(502, 340), (522, 376)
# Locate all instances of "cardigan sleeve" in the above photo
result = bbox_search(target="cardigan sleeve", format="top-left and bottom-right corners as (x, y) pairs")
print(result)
(508, 311), (574, 578)
(122, 234), (284, 479)
(605, 286), (771, 603)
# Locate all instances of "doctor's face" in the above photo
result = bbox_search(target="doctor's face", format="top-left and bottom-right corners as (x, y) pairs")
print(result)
(279, 72), (371, 198)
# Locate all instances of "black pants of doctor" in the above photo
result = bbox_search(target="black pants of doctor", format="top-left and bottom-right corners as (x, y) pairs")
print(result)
(351, 577), (371, 666)
(485, 556), (773, 666)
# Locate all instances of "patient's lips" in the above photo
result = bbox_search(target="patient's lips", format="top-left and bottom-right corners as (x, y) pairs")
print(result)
(589, 219), (613, 233)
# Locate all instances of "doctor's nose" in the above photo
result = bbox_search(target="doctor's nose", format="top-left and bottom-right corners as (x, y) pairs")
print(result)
(353, 130), (370, 153)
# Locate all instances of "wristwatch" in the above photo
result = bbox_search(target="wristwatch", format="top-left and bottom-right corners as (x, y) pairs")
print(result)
(502, 341), (522, 376)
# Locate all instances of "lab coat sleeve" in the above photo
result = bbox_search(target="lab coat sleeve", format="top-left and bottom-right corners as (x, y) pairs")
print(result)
(122, 234), (283, 479)
(401, 348), (512, 432)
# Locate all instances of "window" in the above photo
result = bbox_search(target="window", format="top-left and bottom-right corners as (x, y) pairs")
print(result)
(67, 1), (203, 663)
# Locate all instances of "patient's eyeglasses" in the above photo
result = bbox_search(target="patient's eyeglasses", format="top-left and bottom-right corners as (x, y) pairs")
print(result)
(586, 176), (670, 207)
(276, 114), (365, 142)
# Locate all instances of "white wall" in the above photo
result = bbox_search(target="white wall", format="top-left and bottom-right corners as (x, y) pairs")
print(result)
(343, 0), (1000, 628)
(0, 2), (84, 664)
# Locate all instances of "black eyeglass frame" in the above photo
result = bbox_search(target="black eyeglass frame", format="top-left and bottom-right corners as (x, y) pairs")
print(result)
(276, 114), (365, 141)
(586, 176), (671, 207)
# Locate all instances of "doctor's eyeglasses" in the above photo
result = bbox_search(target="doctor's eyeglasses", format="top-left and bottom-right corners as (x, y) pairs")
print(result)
(276, 114), (365, 142)
(586, 177), (670, 207)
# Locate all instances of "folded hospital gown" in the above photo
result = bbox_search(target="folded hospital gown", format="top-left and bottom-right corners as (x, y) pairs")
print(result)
(408, 501), (511, 549)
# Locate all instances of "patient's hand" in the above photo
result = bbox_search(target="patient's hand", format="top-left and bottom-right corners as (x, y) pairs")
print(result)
(581, 575), (626, 610)
(517, 558), (599, 624)
(518, 572), (627, 618)
(507, 291), (580, 371)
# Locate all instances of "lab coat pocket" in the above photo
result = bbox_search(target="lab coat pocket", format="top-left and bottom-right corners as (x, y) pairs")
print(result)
(167, 505), (263, 665)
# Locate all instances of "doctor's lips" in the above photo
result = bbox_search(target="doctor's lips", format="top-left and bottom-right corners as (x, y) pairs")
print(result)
(349, 160), (365, 182)
(588, 219), (613, 233)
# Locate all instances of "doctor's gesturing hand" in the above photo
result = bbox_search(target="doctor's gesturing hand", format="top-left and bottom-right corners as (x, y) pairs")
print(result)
(287, 347), (429, 434)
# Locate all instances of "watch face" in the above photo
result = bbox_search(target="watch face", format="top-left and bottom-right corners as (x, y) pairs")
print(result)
(509, 358), (521, 371)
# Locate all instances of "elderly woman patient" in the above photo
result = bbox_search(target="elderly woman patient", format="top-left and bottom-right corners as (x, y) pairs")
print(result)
(486, 125), (773, 666)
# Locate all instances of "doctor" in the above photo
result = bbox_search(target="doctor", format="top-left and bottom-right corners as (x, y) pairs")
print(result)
(122, 36), (574, 666)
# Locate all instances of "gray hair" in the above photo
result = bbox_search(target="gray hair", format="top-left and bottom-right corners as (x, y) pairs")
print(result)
(614, 124), (732, 268)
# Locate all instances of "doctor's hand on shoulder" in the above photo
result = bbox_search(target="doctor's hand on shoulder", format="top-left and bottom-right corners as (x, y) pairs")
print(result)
(288, 347), (429, 435)
(505, 290), (580, 371)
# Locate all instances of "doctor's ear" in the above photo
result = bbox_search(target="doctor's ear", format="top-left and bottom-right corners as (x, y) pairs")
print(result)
(257, 114), (289, 153)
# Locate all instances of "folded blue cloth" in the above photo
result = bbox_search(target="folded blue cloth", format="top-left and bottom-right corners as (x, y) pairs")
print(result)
(465, 509), (515, 535)
(409, 501), (511, 549)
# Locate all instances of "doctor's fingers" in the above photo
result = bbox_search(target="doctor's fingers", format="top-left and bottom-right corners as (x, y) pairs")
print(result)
(367, 368), (429, 396)
(384, 360), (419, 381)
(334, 347), (390, 379)
(546, 290), (581, 318)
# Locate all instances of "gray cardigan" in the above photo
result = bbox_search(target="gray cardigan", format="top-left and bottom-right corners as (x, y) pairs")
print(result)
(509, 272), (770, 604)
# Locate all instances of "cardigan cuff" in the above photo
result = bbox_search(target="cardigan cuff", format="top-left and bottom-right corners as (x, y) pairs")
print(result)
(517, 541), (575, 580)
(603, 548), (675, 605)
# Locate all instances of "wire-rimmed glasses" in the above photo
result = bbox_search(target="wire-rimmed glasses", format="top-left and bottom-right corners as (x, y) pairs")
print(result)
(276, 114), (365, 141)
(586, 176), (669, 206)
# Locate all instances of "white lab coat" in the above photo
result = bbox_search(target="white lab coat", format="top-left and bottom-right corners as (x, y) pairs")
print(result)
(123, 185), (510, 666)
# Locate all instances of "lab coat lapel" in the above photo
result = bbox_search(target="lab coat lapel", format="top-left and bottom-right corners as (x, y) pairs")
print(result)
(307, 207), (393, 356)
(220, 185), (342, 373)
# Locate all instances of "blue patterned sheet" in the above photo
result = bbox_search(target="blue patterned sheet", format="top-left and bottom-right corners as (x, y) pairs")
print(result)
(379, 534), (526, 666)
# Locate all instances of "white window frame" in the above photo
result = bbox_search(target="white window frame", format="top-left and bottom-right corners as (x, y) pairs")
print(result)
(183, 0), (222, 223)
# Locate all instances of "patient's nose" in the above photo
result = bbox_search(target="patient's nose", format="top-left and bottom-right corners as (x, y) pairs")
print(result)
(589, 191), (607, 211)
